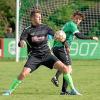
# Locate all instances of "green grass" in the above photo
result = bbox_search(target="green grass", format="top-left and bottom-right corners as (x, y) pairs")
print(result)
(0, 60), (100, 100)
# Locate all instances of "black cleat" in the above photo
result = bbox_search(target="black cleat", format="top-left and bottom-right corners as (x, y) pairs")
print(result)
(60, 91), (71, 95)
(51, 77), (59, 87)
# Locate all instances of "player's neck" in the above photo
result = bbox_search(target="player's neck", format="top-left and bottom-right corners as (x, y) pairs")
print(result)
(31, 23), (42, 27)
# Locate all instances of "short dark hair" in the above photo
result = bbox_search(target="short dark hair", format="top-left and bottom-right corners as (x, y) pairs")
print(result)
(73, 11), (85, 19)
(30, 8), (41, 17)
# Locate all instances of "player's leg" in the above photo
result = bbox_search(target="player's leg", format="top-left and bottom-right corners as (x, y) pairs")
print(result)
(51, 47), (72, 95)
(51, 47), (63, 87)
(41, 54), (81, 95)
(60, 77), (69, 95)
(51, 70), (61, 87)
(54, 61), (82, 95)
(61, 65), (72, 95)
(3, 55), (40, 96)
(2, 67), (31, 96)
(61, 47), (72, 95)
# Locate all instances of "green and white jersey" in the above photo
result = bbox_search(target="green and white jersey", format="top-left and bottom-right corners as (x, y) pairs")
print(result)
(53, 20), (79, 47)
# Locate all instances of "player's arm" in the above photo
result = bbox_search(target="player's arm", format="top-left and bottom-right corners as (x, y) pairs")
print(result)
(62, 40), (69, 48)
(47, 27), (54, 36)
(46, 26), (54, 41)
(75, 32), (98, 41)
(70, 22), (98, 41)
(18, 29), (28, 48)
(62, 40), (70, 53)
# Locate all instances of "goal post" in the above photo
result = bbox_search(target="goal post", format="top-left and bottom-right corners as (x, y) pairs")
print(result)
(16, 0), (20, 62)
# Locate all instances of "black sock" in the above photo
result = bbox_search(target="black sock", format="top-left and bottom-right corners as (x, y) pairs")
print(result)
(62, 77), (68, 92)
(55, 70), (62, 80)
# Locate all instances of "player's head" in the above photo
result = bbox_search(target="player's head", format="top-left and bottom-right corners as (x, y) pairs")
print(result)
(30, 8), (42, 25)
(72, 11), (85, 25)
(6, 27), (12, 33)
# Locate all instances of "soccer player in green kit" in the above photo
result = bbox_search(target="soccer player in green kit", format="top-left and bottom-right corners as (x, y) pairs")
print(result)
(51, 11), (98, 95)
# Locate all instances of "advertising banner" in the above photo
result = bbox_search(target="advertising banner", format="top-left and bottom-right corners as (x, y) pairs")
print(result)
(2, 39), (100, 59)
(49, 39), (100, 59)
(4, 38), (27, 58)
(70, 40), (100, 59)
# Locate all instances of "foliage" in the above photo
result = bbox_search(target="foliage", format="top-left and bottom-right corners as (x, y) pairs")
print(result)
(0, 0), (99, 37)
(89, 21), (100, 38)
(43, 0), (100, 37)
(0, 0), (16, 37)
(47, 5), (74, 31)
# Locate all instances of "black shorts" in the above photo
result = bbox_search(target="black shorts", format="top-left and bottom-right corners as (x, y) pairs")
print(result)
(24, 53), (59, 72)
(52, 46), (72, 65)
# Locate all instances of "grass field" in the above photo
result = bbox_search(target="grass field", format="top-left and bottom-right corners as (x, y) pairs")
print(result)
(0, 60), (100, 100)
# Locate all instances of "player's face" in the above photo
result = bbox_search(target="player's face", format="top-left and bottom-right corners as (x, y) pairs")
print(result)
(73, 15), (82, 25)
(31, 13), (42, 25)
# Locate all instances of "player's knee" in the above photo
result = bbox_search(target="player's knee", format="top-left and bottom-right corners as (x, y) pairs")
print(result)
(68, 65), (72, 74)
(62, 65), (69, 73)
(22, 71), (29, 77)
(19, 67), (31, 79)
(70, 67), (72, 73)
(63, 64), (73, 74)
(21, 72), (26, 77)
(18, 72), (28, 80)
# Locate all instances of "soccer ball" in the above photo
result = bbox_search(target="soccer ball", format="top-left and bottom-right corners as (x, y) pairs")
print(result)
(54, 30), (66, 42)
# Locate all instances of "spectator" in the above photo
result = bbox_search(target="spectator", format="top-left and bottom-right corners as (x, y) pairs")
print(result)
(4, 27), (14, 38)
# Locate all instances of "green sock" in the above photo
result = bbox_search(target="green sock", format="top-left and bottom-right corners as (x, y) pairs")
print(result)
(63, 73), (75, 90)
(9, 79), (22, 93)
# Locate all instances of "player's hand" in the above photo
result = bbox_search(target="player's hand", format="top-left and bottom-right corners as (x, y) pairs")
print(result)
(92, 37), (99, 41)
(19, 40), (26, 48)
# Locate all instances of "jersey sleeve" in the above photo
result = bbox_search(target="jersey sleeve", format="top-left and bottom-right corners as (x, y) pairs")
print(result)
(47, 27), (55, 36)
(47, 27), (54, 40)
(20, 28), (28, 41)
(70, 22), (79, 34)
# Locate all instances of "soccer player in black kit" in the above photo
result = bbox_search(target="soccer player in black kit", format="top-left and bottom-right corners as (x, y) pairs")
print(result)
(3, 8), (81, 96)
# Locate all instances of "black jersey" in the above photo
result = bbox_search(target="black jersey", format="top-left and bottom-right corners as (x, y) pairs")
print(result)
(19, 24), (54, 56)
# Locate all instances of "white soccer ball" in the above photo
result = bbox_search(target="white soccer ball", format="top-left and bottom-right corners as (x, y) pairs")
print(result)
(54, 30), (66, 42)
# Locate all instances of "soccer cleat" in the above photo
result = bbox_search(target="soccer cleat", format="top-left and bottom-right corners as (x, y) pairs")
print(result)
(51, 77), (59, 87)
(70, 89), (82, 95)
(60, 90), (71, 95)
(2, 90), (12, 96)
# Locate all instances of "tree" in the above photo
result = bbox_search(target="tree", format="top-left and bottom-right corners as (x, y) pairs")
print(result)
(0, 0), (16, 37)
